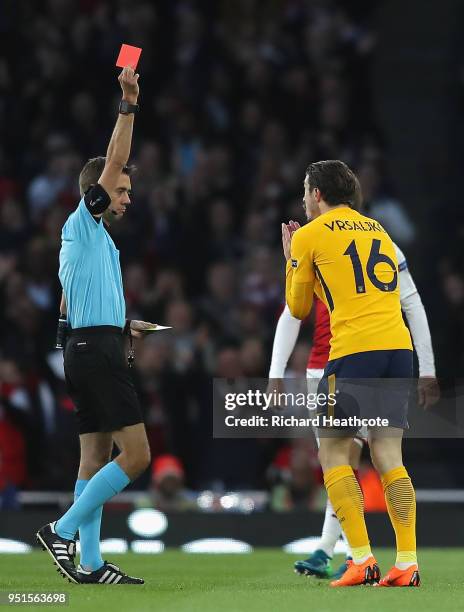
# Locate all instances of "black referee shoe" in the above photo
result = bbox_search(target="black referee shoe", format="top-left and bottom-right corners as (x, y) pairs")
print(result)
(77, 561), (144, 584)
(36, 522), (79, 584)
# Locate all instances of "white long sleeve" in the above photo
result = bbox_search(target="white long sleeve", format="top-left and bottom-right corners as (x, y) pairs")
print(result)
(268, 305), (302, 377)
(399, 271), (436, 377)
(394, 243), (436, 376)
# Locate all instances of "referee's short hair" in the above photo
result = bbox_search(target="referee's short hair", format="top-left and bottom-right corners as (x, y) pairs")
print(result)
(79, 157), (136, 197)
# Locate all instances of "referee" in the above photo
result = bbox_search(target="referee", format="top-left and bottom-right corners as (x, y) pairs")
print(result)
(37, 67), (155, 585)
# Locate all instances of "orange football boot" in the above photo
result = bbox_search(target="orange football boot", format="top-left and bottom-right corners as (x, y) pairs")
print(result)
(330, 556), (380, 587)
(377, 565), (420, 587)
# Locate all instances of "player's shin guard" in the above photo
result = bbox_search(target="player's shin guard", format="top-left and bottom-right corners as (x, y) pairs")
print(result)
(381, 466), (417, 568)
(324, 465), (372, 563)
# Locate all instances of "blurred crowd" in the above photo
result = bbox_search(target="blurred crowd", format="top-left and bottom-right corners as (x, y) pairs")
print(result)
(0, 0), (462, 506)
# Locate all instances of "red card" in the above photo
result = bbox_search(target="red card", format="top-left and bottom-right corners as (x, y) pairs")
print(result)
(116, 44), (142, 70)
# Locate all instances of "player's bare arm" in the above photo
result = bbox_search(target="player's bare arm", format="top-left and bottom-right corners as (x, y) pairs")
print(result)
(60, 292), (67, 315)
(95, 66), (140, 215)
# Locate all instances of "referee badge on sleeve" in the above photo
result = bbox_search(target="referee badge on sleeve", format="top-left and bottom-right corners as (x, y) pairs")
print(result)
(291, 259), (298, 268)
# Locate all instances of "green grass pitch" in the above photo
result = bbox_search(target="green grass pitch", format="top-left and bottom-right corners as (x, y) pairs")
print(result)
(0, 549), (462, 612)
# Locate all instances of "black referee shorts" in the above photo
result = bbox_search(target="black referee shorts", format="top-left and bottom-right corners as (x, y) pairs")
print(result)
(64, 326), (143, 435)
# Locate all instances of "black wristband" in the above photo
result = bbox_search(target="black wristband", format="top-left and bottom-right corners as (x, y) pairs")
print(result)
(55, 314), (68, 350)
(119, 100), (139, 115)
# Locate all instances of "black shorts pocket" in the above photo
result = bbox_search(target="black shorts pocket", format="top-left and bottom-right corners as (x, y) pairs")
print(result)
(66, 339), (99, 367)
(72, 341), (91, 353)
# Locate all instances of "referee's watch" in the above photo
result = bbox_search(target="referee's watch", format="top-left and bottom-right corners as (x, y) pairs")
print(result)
(119, 100), (139, 115)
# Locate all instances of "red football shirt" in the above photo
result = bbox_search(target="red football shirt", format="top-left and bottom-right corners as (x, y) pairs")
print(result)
(307, 297), (331, 369)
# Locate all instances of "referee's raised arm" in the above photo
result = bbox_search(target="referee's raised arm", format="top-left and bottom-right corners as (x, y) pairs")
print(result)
(92, 66), (140, 218)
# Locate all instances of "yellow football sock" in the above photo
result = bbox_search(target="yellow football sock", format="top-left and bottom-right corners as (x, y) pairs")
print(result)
(324, 465), (371, 563)
(381, 466), (417, 566)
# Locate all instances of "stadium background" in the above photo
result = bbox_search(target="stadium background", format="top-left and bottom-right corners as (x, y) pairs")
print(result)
(1, 0), (464, 553)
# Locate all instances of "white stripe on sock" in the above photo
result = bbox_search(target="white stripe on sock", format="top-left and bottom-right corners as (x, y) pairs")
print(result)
(395, 562), (416, 570)
(353, 555), (371, 565)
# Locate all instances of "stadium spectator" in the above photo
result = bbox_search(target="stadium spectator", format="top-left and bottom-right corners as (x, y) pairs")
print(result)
(268, 442), (321, 512)
(146, 454), (196, 512)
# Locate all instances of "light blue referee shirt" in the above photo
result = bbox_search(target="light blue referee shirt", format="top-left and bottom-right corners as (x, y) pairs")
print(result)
(59, 197), (126, 329)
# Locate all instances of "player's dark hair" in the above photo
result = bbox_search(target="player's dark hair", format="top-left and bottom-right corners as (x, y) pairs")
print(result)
(305, 160), (357, 207)
(79, 156), (136, 197)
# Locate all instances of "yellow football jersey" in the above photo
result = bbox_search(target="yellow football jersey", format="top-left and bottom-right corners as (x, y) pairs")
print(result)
(286, 206), (412, 361)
